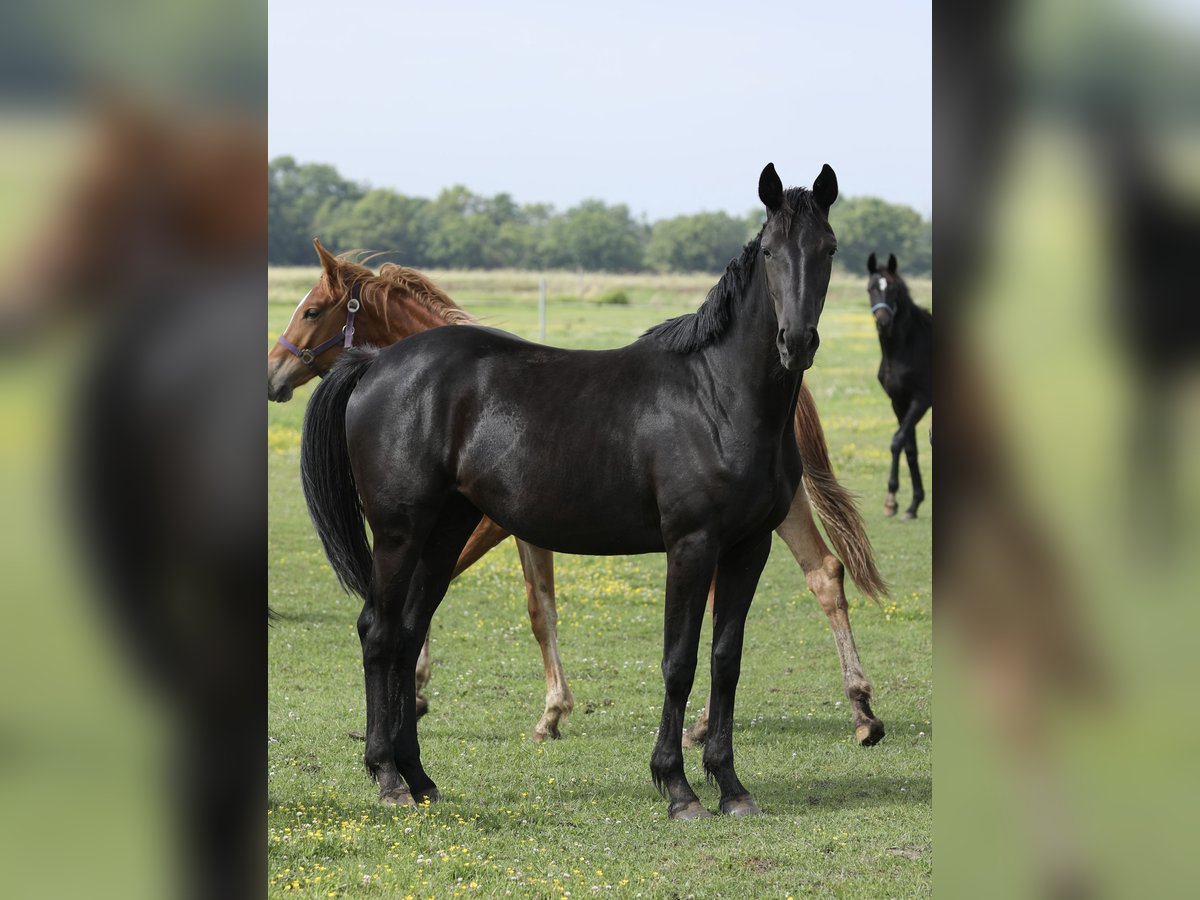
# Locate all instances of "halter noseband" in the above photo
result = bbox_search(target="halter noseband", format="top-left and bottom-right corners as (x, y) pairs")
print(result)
(870, 276), (895, 316)
(276, 282), (362, 377)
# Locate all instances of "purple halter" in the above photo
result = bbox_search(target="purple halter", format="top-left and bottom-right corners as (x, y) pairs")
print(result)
(276, 282), (361, 377)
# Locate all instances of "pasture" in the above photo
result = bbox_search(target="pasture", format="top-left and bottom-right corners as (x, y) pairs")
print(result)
(268, 267), (932, 897)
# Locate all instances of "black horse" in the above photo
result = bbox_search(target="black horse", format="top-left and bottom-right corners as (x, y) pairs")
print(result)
(300, 162), (839, 820)
(866, 253), (933, 519)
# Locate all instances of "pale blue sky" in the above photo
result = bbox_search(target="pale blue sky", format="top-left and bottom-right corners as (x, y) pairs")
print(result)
(269, 1), (930, 220)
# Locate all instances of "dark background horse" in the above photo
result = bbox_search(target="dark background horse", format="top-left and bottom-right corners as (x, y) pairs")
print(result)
(300, 163), (839, 819)
(867, 253), (933, 519)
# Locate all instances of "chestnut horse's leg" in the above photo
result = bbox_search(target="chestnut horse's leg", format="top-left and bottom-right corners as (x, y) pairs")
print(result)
(704, 532), (772, 816)
(777, 484), (884, 746)
(515, 540), (574, 742)
(411, 517), (514, 716)
(682, 484), (884, 748)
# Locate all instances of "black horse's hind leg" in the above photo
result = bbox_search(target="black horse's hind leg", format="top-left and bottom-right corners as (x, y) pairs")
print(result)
(885, 397), (907, 516)
(889, 396), (931, 519)
(651, 533), (719, 820)
(389, 495), (484, 804)
(703, 532), (772, 816)
(361, 535), (424, 804)
(903, 429), (925, 520)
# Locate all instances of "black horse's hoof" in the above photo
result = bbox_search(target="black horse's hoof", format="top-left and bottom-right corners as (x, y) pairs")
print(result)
(720, 796), (763, 817)
(379, 787), (415, 807)
(856, 719), (886, 747)
(415, 695), (430, 718)
(901, 510), (917, 521)
(412, 786), (441, 805)
(669, 800), (713, 820)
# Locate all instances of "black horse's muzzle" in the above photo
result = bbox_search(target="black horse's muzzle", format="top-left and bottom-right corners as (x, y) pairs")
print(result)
(778, 326), (820, 372)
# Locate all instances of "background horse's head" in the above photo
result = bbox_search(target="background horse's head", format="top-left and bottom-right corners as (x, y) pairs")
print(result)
(267, 239), (364, 402)
(866, 252), (900, 331)
(757, 162), (839, 372)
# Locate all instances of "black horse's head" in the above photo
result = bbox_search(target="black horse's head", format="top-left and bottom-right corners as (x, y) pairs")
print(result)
(866, 252), (900, 330)
(757, 162), (839, 372)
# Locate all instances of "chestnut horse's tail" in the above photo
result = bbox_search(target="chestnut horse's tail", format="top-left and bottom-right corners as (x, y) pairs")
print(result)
(300, 346), (380, 599)
(796, 383), (889, 601)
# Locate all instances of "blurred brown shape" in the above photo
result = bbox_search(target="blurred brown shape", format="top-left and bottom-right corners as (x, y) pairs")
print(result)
(3, 97), (264, 336)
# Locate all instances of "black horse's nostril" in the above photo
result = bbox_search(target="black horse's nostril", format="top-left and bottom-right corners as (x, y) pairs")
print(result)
(804, 327), (819, 353)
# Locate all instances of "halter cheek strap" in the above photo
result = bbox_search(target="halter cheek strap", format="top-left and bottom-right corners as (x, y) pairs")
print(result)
(276, 283), (362, 377)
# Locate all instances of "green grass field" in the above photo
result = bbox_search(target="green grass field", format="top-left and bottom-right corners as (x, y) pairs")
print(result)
(268, 268), (932, 898)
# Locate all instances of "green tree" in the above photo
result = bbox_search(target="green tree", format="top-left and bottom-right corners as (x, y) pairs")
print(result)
(646, 211), (754, 273)
(268, 156), (364, 264)
(829, 197), (931, 276)
(546, 200), (645, 272)
(314, 189), (434, 266)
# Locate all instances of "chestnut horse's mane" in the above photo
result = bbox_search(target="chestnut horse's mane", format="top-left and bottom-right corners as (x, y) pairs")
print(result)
(326, 254), (476, 327)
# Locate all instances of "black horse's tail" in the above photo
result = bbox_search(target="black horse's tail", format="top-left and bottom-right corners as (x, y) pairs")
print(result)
(300, 346), (380, 599)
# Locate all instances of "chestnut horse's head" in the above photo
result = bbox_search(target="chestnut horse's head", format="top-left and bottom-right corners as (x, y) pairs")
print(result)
(267, 239), (364, 402)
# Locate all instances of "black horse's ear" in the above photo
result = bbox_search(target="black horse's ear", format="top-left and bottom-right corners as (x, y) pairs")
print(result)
(758, 162), (784, 213)
(887, 253), (898, 274)
(867, 253), (877, 274)
(812, 163), (838, 214)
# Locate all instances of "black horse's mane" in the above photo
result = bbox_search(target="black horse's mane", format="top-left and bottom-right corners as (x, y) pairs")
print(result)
(642, 187), (822, 353)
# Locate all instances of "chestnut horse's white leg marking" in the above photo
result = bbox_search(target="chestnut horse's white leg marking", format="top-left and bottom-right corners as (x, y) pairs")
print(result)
(683, 483), (884, 748)
(775, 484), (882, 745)
(516, 540), (574, 741)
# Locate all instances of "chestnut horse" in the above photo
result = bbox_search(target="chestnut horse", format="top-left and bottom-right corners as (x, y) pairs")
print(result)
(269, 239), (887, 747)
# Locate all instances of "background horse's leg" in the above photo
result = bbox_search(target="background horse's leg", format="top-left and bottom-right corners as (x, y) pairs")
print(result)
(414, 634), (432, 717)
(885, 396), (907, 516)
(391, 496), (484, 805)
(891, 397), (931, 520)
(903, 427), (925, 520)
(451, 516), (512, 577)
(409, 517), (512, 719)
(776, 486), (885, 746)
(705, 532), (772, 816)
(515, 541), (574, 742)
(651, 534), (718, 820)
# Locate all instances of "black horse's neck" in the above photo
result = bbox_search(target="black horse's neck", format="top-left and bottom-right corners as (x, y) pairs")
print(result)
(704, 251), (802, 426)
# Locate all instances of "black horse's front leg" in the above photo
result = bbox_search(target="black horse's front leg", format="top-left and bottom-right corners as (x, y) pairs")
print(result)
(651, 533), (718, 819)
(704, 532), (772, 815)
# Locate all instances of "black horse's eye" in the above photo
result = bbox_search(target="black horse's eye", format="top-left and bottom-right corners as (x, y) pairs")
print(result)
(762, 248), (772, 258)
(303, 308), (320, 320)
(828, 247), (837, 259)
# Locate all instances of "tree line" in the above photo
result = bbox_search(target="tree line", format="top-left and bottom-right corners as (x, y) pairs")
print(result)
(269, 156), (932, 275)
